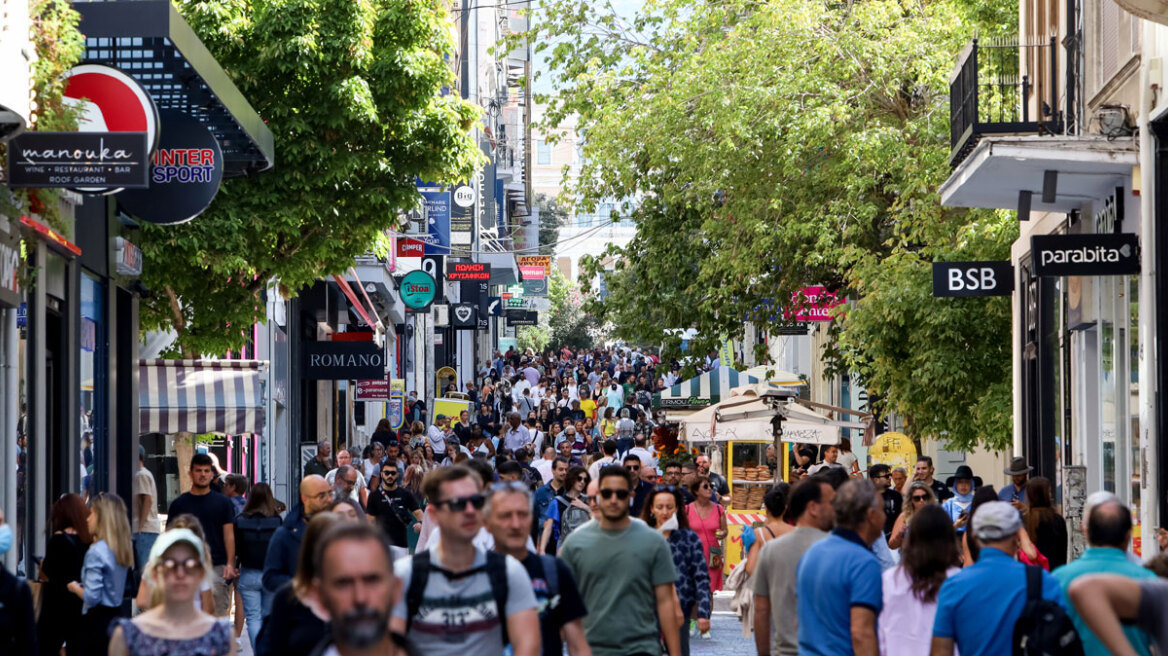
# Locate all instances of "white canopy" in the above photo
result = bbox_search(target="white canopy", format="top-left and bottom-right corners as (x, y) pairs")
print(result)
(679, 383), (844, 445)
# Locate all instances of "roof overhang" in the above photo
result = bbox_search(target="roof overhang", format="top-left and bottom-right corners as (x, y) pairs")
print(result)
(1114, 0), (1168, 26)
(480, 251), (518, 286)
(939, 136), (1138, 212)
(73, 0), (275, 176)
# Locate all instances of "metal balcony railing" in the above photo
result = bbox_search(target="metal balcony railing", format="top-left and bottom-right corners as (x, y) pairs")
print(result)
(949, 37), (1063, 167)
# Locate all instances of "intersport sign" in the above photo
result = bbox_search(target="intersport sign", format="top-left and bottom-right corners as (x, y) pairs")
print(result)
(1031, 233), (1139, 277)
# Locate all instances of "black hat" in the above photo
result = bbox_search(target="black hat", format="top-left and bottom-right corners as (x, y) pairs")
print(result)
(945, 465), (983, 489)
(1003, 456), (1034, 476)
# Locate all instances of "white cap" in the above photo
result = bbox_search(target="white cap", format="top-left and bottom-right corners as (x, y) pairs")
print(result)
(972, 501), (1023, 542)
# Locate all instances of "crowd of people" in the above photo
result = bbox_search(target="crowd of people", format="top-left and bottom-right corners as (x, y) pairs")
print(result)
(5, 343), (1168, 656)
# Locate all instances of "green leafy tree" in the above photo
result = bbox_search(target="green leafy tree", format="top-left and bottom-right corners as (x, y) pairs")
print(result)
(531, 0), (1016, 451)
(547, 268), (598, 349)
(139, 0), (483, 356)
(535, 193), (567, 256)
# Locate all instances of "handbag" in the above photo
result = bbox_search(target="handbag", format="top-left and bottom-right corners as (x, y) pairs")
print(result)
(708, 545), (724, 570)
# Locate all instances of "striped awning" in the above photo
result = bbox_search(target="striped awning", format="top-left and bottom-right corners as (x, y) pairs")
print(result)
(653, 368), (760, 409)
(140, 359), (268, 435)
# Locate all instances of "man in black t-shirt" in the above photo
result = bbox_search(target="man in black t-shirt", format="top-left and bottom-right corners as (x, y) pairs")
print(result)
(365, 463), (422, 548)
(485, 481), (589, 655)
(167, 452), (237, 616)
(869, 463), (903, 537)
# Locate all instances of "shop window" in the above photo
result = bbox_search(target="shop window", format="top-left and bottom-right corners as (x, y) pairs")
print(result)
(80, 273), (106, 499)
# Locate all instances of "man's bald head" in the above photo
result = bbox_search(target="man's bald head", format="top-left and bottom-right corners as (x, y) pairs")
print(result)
(300, 474), (333, 517)
(1086, 499), (1132, 550)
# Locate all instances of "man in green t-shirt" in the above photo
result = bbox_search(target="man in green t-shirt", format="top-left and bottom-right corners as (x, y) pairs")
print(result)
(558, 464), (680, 656)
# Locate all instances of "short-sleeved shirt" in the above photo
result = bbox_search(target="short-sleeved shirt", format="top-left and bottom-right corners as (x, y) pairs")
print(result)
(998, 483), (1028, 504)
(133, 466), (160, 534)
(520, 552), (587, 656)
(1052, 547), (1157, 656)
(366, 486), (420, 547)
(1137, 579), (1168, 651)
(559, 519), (676, 656)
(752, 526), (829, 656)
(933, 546), (1064, 656)
(166, 491), (236, 565)
(795, 529), (883, 656)
(392, 546), (537, 656)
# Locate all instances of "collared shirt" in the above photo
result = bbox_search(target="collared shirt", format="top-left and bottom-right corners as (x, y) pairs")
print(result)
(82, 539), (128, 612)
(1052, 547), (1157, 656)
(427, 425), (447, 454)
(796, 529), (882, 656)
(998, 483), (1028, 504)
(503, 424), (533, 452)
(933, 547), (1064, 656)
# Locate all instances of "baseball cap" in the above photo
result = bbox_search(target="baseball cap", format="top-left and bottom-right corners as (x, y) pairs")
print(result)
(435, 414), (447, 421)
(146, 528), (209, 583)
(972, 501), (1023, 542)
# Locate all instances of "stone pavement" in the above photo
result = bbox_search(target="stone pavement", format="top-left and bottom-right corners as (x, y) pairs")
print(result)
(691, 591), (755, 655)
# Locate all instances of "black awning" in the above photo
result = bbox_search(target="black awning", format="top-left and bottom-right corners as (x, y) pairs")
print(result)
(73, 1), (275, 177)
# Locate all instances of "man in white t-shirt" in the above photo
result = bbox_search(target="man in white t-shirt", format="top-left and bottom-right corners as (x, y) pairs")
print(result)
(533, 445), (557, 485)
(588, 439), (618, 481)
(132, 445), (161, 569)
(428, 414), (449, 455)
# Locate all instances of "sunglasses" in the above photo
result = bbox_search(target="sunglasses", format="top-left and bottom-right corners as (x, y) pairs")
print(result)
(382, 470), (397, 477)
(911, 494), (929, 502)
(439, 494), (487, 512)
(160, 557), (203, 575)
(599, 488), (631, 500)
(626, 465), (641, 471)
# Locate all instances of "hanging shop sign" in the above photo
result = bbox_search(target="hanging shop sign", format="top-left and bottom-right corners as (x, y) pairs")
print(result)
(389, 379), (406, 429)
(117, 110), (223, 225)
(0, 230), (21, 308)
(791, 286), (845, 321)
(5, 131), (149, 189)
(452, 303), (478, 330)
(505, 297), (550, 311)
(932, 261), (1014, 297)
(355, 378), (389, 401)
(397, 238), (425, 258)
(419, 186), (451, 255)
(304, 341), (386, 380)
(400, 269), (438, 311)
(477, 315), (489, 330)
(523, 277), (548, 297)
(519, 264), (546, 280)
(446, 261), (491, 281)
(505, 310), (539, 326)
(517, 255), (552, 276)
(486, 297), (503, 316)
(114, 237), (143, 276)
(1031, 233), (1140, 277)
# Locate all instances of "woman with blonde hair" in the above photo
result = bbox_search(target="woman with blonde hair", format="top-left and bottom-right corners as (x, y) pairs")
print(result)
(254, 512), (340, 656)
(67, 492), (133, 656)
(136, 514), (215, 611)
(889, 482), (936, 550)
(109, 529), (234, 656)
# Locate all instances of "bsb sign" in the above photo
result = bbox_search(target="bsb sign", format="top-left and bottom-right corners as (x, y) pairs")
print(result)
(1031, 233), (1140, 277)
(932, 261), (1014, 297)
(304, 341), (386, 379)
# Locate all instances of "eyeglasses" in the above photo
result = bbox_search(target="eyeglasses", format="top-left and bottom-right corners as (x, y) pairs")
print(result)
(599, 488), (631, 500)
(159, 557), (203, 575)
(911, 494), (929, 502)
(439, 494), (487, 512)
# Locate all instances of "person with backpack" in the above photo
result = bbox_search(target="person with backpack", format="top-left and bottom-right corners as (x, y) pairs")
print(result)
(538, 466), (592, 555)
(931, 500), (1075, 656)
(232, 483), (282, 650)
(390, 465), (540, 655)
(485, 480), (591, 655)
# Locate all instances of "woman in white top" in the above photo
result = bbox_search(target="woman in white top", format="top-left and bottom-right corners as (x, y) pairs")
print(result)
(836, 437), (861, 476)
(878, 504), (961, 656)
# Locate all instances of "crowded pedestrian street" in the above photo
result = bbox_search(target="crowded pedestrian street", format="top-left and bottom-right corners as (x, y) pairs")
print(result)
(8, 0), (1168, 654)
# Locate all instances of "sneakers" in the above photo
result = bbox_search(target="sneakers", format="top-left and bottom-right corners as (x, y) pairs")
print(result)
(699, 631), (712, 640)
(689, 620), (699, 637)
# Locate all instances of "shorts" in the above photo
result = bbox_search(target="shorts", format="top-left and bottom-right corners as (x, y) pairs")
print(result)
(209, 566), (230, 616)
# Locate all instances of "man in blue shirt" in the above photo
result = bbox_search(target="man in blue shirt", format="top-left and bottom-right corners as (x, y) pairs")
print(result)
(932, 501), (1065, 656)
(998, 456), (1031, 506)
(796, 479), (885, 656)
(1053, 492), (1157, 656)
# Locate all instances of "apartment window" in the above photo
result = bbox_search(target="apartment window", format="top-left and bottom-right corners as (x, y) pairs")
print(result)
(537, 139), (551, 165)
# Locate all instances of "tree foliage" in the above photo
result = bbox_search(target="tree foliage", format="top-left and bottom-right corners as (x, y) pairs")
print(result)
(535, 193), (567, 256)
(138, 0), (483, 356)
(547, 268), (598, 349)
(530, 0), (1016, 450)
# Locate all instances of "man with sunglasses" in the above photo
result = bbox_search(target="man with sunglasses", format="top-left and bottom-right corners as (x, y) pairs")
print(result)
(367, 462), (422, 548)
(391, 465), (541, 656)
(623, 454), (654, 517)
(560, 465), (681, 656)
(533, 457), (570, 546)
(868, 464), (902, 538)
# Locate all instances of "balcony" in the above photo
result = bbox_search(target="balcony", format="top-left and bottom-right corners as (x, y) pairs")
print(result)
(949, 38), (1062, 167)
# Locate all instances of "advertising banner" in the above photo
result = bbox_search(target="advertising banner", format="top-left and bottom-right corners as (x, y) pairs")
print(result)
(446, 261), (491, 281)
(355, 379), (389, 400)
(117, 110), (223, 224)
(389, 379), (406, 429)
(517, 255), (552, 275)
(791, 286), (845, 322)
(6, 131), (150, 189)
(1031, 233), (1140, 277)
(419, 186), (451, 255)
(932, 261), (1014, 297)
(519, 264), (546, 280)
(400, 270), (438, 311)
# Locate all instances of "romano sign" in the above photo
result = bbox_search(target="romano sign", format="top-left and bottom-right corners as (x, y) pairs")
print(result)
(1031, 233), (1139, 277)
(304, 341), (386, 379)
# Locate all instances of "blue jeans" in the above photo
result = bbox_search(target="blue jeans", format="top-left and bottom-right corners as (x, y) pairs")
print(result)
(133, 532), (159, 572)
(237, 567), (270, 649)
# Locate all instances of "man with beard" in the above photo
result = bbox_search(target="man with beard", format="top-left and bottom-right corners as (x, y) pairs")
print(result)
(310, 522), (399, 656)
(390, 465), (540, 655)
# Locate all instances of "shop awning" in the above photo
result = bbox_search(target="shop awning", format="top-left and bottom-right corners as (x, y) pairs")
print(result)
(1113, 0), (1168, 26)
(140, 359), (268, 435)
(654, 368), (760, 409)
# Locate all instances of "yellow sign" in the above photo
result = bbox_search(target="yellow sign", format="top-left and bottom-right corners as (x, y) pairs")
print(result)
(516, 255), (552, 275)
(718, 339), (734, 367)
(436, 366), (458, 395)
(868, 432), (918, 472)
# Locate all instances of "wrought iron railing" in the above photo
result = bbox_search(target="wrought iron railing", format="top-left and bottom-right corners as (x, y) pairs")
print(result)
(949, 37), (1063, 167)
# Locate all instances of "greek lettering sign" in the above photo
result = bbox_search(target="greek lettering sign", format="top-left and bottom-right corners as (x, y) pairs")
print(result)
(932, 261), (1014, 297)
(400, 270), (438, 311)
(6, 132), (149, 189)
(516, 255), (552, 275)
(1031, 233), (1140, 277)
(304, 341), (386, 379)
(446, 261), (491, 281)
(117, 110), (223, 225)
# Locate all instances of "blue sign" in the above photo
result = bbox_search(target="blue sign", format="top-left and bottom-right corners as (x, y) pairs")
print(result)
(17, 302), (26, 327)
(495, 178), (505, 235)
(419, 187), (450, 255)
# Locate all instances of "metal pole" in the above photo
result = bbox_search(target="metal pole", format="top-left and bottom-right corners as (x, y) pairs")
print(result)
(1138, 32), (1160, 556)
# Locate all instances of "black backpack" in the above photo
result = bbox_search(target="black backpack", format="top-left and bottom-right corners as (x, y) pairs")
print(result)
(405, 550), (511, 645)
(1012, 565), (1084, 656)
